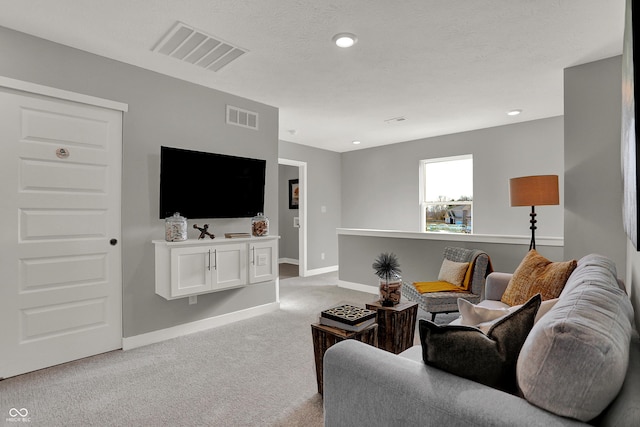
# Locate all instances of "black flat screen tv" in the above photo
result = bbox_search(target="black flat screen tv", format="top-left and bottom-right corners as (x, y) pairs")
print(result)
(159, 146), (266, 219)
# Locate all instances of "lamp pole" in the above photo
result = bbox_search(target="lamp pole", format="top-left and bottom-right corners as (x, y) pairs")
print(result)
(529, 206), (537, 250)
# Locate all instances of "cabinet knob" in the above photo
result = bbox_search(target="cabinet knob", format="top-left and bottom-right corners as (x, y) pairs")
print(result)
(110, 239), (118, 246)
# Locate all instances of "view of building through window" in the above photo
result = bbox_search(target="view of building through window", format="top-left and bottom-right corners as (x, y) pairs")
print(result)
(421, 155), (473, 233)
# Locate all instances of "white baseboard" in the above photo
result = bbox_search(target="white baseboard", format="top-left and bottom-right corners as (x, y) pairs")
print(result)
(279, 258), (299, 265)
(337, 280), (378, 295)
(122, 302), (280, 350)
(303, 265), (339, 277)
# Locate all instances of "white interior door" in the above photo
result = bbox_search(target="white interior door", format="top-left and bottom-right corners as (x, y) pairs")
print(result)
(0, 84), (123, 379)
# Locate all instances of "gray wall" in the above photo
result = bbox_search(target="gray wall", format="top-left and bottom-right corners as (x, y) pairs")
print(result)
(278, 164), (299, 261)
(564, 56), (626, 273)
(0, 26), (279, 338)
(278, 140), (342, 270)
(341, 117), (565, 237)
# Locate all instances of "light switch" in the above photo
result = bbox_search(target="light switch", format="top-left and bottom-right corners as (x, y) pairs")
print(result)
(321, 205), (327, 213)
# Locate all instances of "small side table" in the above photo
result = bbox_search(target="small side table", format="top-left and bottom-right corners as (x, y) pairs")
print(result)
(311, 323), (377, 395)
(365, 301), (418, 354)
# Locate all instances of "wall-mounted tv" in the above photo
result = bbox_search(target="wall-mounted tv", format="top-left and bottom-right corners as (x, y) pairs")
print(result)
(159, 146), (266, 219)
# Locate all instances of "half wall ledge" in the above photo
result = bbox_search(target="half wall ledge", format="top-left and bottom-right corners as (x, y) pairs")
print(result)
(336, 228), (565, 295)
(336, 228), (563, 247)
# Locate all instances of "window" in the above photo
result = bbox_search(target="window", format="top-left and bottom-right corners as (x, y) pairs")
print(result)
(420, 155), (473, 233)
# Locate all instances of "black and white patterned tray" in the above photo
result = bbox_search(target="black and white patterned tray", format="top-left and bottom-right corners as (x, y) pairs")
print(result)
(320, 304), (376, 326)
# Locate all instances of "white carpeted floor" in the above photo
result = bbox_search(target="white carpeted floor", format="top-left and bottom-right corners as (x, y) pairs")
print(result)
(0, 272), (457, 426)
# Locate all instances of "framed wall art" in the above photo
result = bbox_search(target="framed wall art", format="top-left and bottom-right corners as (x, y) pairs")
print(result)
(289, 179), (299, 209)
(622, 0), (640, 250)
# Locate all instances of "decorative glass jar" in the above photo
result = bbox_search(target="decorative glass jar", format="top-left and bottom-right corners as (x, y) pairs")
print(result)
(251, 212), (269, 237)
(165, 212), (187, 241)
(379, 273), (402, 307)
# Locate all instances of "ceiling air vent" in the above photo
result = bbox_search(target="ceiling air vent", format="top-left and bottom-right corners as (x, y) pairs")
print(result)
(227, 105), (259, 130)
(153, 22), (247, 72)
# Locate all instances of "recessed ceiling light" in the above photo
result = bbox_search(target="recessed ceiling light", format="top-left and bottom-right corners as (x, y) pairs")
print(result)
(333, 33), (357, 48)
(507, 109), (522, 116)
(352, 140), (361, 145)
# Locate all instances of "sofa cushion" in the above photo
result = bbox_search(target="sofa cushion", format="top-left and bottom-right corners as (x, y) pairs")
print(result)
(437, 259), (469, 286)
(420, 294), (541, 393)
(516, 256), (634, 422)
(501, 249), (576, 306)
(561, 253), (619, 296)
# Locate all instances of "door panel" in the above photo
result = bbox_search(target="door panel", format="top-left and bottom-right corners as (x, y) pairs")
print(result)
(21, 107), (109, 148)
(21, 297), (108, 341)
(20, 158), (107, 193)
(20, 253), (107, 290)
(20, 209), (108, 240)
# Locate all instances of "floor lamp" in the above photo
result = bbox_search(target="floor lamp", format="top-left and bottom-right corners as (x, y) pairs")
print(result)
(509, 175), (559, 250)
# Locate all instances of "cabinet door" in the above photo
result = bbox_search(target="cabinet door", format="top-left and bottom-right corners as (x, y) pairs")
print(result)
(170, 246), (212, 297)
(212, 243), (247, 290)
(249, 239), (278, 284)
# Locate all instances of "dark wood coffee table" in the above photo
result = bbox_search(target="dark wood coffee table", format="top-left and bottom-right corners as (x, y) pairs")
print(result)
(311, 322), (377, 394)
(365, 300), (418, 354)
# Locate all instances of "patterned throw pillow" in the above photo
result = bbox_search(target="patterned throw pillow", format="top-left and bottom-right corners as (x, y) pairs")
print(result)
(437, 259), (469, 287)
(420, 294), (541, 393)
(501, 250), (576, 306)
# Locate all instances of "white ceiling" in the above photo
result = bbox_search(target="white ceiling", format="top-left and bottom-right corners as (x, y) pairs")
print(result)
(0, 0), (625, 152)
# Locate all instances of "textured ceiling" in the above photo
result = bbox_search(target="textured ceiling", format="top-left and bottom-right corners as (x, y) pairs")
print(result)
(0, 0), (625, 152)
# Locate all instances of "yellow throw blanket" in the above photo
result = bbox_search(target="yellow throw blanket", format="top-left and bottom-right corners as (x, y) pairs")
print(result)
(413, 280), (469, 293)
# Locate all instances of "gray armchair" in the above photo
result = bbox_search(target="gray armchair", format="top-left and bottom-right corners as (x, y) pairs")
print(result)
(401, 246), (491, 320)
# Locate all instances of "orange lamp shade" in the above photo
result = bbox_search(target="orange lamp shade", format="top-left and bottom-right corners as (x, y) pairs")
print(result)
(509, 175), (559, 207)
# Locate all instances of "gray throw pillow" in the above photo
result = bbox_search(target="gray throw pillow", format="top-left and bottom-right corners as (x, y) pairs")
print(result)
(420, 294), (541, 393)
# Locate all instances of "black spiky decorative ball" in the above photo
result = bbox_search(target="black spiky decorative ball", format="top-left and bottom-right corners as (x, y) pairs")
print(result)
(372, 252), (401, 282)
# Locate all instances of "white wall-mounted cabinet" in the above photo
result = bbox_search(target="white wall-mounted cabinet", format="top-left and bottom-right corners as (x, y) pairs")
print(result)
(154, 236), (278, 300)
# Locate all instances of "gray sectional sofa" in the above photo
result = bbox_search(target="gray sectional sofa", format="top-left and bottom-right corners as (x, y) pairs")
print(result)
(323, 254), (639, 426)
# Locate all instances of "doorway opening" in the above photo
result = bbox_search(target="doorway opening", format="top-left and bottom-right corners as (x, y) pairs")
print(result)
(278, 158), (307, 277)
